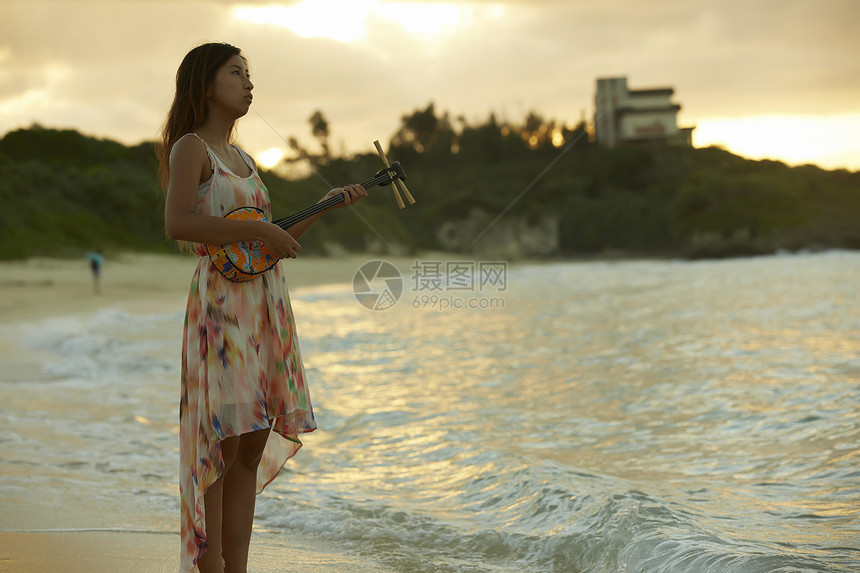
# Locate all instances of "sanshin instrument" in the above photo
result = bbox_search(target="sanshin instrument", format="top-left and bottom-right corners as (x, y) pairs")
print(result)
(207, 141), (414, 282)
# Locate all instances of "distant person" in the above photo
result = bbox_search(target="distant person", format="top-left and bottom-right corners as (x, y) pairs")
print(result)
(157, 42), (366, 573)
(85, 249), (103, 294)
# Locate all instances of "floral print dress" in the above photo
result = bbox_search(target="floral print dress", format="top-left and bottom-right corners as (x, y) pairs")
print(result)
(177, 133), (316, 572)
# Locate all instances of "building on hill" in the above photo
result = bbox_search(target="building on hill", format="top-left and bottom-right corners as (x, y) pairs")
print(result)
(594, 77), (695, 148)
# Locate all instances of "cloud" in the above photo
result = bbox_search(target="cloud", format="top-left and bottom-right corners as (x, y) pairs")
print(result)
(0, 0), (858, 168)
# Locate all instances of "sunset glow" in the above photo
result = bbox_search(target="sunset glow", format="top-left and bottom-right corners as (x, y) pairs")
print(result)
(233, 1), (372, 43)
(257, 147), (285, 169)
(693, 114), (860, 170)
(232, 1), (503, 43)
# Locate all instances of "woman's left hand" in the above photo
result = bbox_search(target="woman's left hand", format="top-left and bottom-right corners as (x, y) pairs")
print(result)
(323, 183), (367, 207)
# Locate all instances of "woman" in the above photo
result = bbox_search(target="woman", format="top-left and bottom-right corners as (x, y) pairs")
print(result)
(158, 42), (366, 573)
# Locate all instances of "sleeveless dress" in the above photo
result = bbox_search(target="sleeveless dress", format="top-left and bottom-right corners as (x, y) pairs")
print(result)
(177, 133), (316, 572)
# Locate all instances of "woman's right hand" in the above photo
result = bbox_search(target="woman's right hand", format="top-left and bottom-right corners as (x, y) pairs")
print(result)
(258, 222), (302, 259)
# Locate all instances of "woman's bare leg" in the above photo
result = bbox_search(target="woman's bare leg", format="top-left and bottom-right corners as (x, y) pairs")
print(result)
(221, 428), (270, 573)
(197, 436), (240, 573)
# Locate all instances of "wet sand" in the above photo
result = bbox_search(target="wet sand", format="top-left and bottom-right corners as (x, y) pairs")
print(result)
(0, 530), (392, 573)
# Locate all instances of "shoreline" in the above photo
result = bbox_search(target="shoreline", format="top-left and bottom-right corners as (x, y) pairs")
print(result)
(0, 252), (425, 327)
(0, 251), (419, 401)
(1, 248), (849, 328)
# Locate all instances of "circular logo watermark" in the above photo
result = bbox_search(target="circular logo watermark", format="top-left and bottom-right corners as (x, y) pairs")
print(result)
(353, 260), (403, 310)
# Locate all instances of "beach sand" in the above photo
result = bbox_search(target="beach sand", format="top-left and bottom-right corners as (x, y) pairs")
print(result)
(0, 252), (409, 573)
(0, 251), (422, 326)
(0, 530), (391, 573)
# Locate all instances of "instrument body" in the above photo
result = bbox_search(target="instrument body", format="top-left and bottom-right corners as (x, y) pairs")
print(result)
(206, 206), (276, 282)
(208, 161), (409, 282)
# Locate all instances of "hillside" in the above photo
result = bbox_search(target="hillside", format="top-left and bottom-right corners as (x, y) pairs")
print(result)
(1, 114), (858, 260)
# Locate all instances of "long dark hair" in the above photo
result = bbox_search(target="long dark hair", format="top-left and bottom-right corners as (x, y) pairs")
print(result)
(157, 42), (244, 191)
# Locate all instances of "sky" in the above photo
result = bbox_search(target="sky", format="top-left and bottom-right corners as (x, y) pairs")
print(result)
(2, 0), (859, 171)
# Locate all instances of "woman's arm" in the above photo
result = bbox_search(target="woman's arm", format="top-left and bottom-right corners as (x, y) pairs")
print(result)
(164, 137), (302, 258)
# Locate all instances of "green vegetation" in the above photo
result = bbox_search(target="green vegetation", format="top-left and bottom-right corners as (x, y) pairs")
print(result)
(0, 126), (167, 259)
(1, 108), (858, 261)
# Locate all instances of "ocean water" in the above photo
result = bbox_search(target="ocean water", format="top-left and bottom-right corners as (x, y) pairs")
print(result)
(1, 251), (858, 572)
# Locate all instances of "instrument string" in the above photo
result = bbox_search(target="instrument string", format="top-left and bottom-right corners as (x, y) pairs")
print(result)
(271, 172), (392, 229)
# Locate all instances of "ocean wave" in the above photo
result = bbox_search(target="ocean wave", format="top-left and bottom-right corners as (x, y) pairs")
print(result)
(256, 484), (847, 572)
(18, 307), (182, 384)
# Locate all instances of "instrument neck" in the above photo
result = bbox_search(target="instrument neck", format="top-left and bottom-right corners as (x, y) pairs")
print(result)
(271, 170), (394, 230)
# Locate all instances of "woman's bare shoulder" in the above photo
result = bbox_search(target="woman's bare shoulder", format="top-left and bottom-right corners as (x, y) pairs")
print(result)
(169, 133), (208, 165)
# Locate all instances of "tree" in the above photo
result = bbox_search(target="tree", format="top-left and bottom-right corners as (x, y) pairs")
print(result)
(308, 110), (330, 163)
(392, 102), (440, 153)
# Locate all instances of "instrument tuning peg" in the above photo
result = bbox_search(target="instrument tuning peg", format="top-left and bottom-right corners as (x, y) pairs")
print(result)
(374, 140), (413, 209)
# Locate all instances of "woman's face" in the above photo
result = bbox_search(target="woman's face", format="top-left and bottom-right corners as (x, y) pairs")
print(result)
(208, 54), (254, 118)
